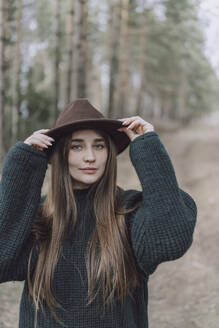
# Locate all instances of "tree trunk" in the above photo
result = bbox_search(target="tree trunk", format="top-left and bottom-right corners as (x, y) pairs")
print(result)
(177, 69), (185, 120)
(136, 6), (148, 116)
(0, 0), (6, 167)
(107, 0), (121, 118)
(54, 0), (62, 124)
(65, 0), (74, 105)
(117, 0), (130, 118)
(11, 0), (22, 145)
(72, 0), (88, 99)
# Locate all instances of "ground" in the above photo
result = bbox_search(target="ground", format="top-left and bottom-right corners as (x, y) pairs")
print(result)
(0, 117), (219, 327)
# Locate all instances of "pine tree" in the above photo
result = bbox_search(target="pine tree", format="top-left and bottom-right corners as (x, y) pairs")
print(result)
(54, 0), (62, 124)
(0, 0), (7, 166)
(72, 0), (88, 98)
(11, 0), (22, 144)
(107, 0), (121, 117)
(117, 0), (130, 117)
(65, 0), (74, 104)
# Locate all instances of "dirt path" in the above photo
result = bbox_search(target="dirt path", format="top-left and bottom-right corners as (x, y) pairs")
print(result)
(0, 118), (219, 327)
(118, 117), (219, 328)
(145, 120), (219, 328)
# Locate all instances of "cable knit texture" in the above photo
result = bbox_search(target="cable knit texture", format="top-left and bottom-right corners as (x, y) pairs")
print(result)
(0, 132), (197, 327)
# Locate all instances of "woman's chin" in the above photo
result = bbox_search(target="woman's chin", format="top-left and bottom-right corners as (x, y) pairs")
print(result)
(74, 177), (98, 188)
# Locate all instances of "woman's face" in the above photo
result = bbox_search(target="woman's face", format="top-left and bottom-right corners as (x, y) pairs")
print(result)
(68, 129), (108, 189)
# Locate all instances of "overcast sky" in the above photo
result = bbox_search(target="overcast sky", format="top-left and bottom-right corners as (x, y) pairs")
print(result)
(199, 0), (219, 76)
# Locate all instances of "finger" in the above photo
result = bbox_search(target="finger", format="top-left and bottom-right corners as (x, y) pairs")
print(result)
(26, 136), (52, 149)
(119, 117), (138, 123)
(33, 129), (52, 137)
(117, 126), (136, 139)
(128, 120), (154, 130)
(27, 134), (53, 146)
(121, 118), (143, 126)
(32, 132), (55, 142)
(30, 139), (49, 149)
(122, 118), (153, 128)
(121, 120), (135, 126)
(126, 120), (142, 129)
(39, 134), (55, 142)
(35, 136), (54, 147)
(33, 129), (50, 135)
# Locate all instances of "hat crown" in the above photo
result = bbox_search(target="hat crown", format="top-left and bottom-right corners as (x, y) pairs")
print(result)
(43, 98), (130, 161)
(55, 98), (104, 128)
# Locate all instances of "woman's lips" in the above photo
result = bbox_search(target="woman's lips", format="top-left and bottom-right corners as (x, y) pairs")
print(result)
(80, 168), (97, 174)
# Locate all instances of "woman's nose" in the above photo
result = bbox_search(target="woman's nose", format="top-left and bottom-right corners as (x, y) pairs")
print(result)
(83, 148), (95, 161)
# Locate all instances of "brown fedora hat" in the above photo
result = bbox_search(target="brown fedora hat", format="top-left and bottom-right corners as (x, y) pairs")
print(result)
(43, 98), (130, 160)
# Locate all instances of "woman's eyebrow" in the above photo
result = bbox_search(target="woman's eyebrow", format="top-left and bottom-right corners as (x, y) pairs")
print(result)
(71, 138), (105, 142)
(93, 138), (105, 142)
(71, 138), (83, 142)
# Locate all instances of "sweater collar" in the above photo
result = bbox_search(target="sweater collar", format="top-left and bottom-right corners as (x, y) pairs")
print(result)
(73, 184), (97, 199)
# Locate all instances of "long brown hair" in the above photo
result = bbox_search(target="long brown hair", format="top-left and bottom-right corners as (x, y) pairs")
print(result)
(27, 129), (142, 328)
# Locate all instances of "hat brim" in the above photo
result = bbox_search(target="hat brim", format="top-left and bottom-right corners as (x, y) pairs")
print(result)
(43, 118), (130, 160)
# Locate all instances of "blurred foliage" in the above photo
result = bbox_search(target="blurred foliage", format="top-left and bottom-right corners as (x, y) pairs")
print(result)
(3, 0), (219, 146)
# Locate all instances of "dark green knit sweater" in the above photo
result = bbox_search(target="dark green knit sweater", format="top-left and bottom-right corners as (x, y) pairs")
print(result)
(0, 131), (197, 327)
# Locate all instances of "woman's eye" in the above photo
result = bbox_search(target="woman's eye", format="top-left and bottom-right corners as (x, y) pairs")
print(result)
(71, 145), (81, 150)
(71, 144), (104, 150)
(95, 144), (105, 149)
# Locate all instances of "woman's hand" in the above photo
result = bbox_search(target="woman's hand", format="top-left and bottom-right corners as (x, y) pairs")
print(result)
(117, 116), (154, 142)
(24, 129), (55, 151)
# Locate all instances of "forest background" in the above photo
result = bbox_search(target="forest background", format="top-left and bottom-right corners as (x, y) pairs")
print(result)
(0, 0), (219, 327)
(0, 0), (219, 165)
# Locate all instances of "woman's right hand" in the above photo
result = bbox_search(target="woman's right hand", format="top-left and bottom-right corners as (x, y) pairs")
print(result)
(24, 129), (55, 151)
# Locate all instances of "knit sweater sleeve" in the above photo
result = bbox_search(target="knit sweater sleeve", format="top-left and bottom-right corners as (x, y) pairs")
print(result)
(0, 142), (48, 282)
(124, 131), (197, 275)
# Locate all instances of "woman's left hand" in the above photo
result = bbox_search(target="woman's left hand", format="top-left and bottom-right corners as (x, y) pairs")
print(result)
(117, 116), (154, 142)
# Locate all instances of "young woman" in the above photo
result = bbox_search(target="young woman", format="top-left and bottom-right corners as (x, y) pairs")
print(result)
(0, 99), (197, 328)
